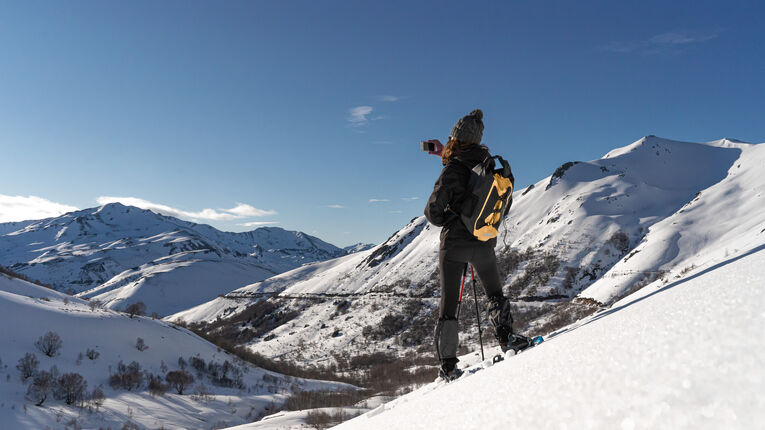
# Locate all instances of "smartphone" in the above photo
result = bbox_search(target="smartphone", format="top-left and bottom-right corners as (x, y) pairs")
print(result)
(420, 141), (435, 152)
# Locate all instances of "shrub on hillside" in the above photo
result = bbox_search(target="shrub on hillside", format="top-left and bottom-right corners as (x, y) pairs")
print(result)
(90, 386), (105, 410)
(26, 366), (59, 406)
(362, 313), (409, 340)
(305, 409), (333, 429)
(54, 372), (88, 406)
(165, 370), (194, 395)
(207, 360), (243, 388)
(606, 231), (630, 255)
(16, 353), (39, 381)
(135, 337), (149, 351)
(109, 361), (144, 391)
(125, 301), (147, 318)
(85, 348), (100, 361)
(283, 389), (368, 411)
(189, 356), (206, 377)
(148, 374), (168, 397)
(35, 331), (63, 357)
(0, 264), (54, 289)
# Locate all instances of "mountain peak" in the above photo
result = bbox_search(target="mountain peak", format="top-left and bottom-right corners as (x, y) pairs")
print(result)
(96, 201), (128, 212)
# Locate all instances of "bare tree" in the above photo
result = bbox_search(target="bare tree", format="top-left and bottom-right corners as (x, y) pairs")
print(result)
(125, 302), (146, 318)
(148, 374), (168, 397)
(109, 361), (144, 391)
(16, 353), (39, 381)
(26, 367), (58, 406)
(55, 372), (88, 406)
(90, 386), (105, 411)
(35, 332), (63, 357)
(165, 370), (194, 395)
(88, 300), (102, 312)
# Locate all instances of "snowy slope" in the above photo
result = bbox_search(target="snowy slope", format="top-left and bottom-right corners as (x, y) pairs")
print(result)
(0, 272), (351, 430)
(0, 203), (346, 316)
(335, 244), (765, 430)
(343, 243), (376, 254)
(168, 136), (763, 366)
(581, 139), (765, 303)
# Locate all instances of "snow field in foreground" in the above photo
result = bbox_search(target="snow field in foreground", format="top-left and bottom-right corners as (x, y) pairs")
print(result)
(336, 245), (765, 430)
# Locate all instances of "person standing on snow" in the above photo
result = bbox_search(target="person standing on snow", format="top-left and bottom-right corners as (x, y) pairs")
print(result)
(424, 109), (529, 381)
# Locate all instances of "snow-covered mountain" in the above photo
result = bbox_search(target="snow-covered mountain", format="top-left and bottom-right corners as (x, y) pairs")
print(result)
(0, 271), (351, 430)
(0, 203), (346, 316)
(169, 136), (765, 366)
(343, 243), (376, 254)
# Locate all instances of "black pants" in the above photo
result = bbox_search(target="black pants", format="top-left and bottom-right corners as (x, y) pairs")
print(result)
(438, 245), (503, 319)
(434, 245), (504, 363)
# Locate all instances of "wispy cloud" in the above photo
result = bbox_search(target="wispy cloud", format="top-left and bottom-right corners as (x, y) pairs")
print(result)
(325, 204), (345, 209)
(0, 194), (78, 223)
(401, 197), (419, 201)
(348, 106), (374, 127)
(221, 203), (276, 217)
(649, 32), (718, 46)
(96, 196), (276, 221)
(601, 30), (719, 54)
(237, 221), (279, 227)
(368, 199), (389, 203)
(375, 95), (399, 102)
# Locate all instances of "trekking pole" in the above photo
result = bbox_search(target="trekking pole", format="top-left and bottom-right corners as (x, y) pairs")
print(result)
(456, 263), (468, 319)
(470, 265), (485, 361)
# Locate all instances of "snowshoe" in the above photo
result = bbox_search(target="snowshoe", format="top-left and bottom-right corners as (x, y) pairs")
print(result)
(500, 333), (533, 354)
(438, 366), (464, 382)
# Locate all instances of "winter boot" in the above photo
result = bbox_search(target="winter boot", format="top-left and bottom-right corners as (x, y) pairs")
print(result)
(504, 333), (533, 354)
(488, 296), (513, 347)
(438, 358), (463, 382)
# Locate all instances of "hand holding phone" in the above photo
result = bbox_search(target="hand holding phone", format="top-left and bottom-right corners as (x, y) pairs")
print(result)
(420, 139), (444, 156)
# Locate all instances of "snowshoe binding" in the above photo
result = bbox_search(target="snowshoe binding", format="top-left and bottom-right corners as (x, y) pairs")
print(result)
(500, 333), (533, 354)
(438, 365), (464, 382)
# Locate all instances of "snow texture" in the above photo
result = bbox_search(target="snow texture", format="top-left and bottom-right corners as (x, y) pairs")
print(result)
(0, 273), (351, 429)
(336, 244), (765, 430)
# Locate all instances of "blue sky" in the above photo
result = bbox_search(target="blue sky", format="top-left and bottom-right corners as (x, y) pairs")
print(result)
(1, 1), (764, 247)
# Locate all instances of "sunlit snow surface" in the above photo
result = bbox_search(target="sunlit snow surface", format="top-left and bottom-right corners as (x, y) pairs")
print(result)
(335, 246), (765, 430)
(0, 274), (351, 429)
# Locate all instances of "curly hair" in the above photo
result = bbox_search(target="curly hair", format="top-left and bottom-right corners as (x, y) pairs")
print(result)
(441, 137), (474, 165)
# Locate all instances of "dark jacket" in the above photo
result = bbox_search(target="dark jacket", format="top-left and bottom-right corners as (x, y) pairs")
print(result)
(424, 144), (497, 250)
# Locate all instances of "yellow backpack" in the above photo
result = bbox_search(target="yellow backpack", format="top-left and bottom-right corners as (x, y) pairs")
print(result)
(458, 155), (514, 241)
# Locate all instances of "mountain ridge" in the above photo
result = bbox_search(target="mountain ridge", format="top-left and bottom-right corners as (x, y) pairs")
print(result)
(0, 202), (347, 316)
(168, 136), (765, 366)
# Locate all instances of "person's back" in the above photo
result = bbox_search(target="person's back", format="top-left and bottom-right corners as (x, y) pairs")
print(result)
(424, 109), (531, 381)
(425, 142), (497, 249)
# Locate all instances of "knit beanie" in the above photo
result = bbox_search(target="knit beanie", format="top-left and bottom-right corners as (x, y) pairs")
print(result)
(449, 109), (484, 144)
